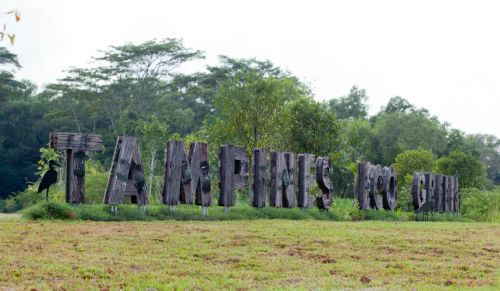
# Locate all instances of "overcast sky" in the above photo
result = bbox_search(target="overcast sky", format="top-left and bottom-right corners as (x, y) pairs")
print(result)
(3, 0), (500, 137)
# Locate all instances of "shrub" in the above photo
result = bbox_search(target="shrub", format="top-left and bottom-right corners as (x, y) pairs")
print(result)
(22, 201), (78, 220)
(460, 188), (500, 222)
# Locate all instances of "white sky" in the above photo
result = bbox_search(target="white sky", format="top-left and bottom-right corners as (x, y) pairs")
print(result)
(3, 0), (500, 137)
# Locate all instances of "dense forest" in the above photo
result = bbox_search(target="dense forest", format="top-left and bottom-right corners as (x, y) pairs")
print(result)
(0, 39), (499, 202)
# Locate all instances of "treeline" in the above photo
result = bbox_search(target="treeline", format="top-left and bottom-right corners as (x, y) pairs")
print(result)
(0, 39), (498, 199)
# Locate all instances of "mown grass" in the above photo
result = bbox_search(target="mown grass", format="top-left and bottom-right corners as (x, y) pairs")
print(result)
(0, 219), (498, 290)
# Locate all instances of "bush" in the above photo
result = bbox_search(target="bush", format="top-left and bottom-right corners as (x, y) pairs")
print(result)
(22, 201), (78, 220)
(460, 188), (500, 222)
(19, 198), (424, 222)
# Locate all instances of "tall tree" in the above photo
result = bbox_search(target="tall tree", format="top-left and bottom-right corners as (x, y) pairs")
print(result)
(211, 69), (307, 150)
(328, 85), (369, 120)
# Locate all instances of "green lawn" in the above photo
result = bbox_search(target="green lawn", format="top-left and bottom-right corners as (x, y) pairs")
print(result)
(0, 219), (499, 290)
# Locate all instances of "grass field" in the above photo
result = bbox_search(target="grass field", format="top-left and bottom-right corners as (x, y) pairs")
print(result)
(0, 219), (499, 290)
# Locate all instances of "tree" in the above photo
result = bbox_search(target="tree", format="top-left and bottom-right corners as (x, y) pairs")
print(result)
(211, 69), (306, 150)
(139, 116), (168, 202)
(328, 85), (368, 120)
(392, 148), (435, 189)
(384, 96), (416, 114)
(435, 150), (488, 189)
(282, 98), (340, 156)
(369, 111), (448, 165)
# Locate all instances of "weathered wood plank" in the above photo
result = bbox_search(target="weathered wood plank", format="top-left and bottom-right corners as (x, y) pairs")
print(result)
(368, 164), (383, 209)
(316, 157), (333, 210)
(218, 145), (235, 207)
(412, 172), (426, 210)
(69, 150), (86, 203)
(50, 132), (103, 204)
(50, 132), (102, 151)
(433, 174), (442, 212)
(188, 142), (212, 207)
(284, 152), (296, 208)
(444, 176), (452, 213)
(104, 137), (149, 206)
(453, 177), (459, 213)
(357, 162), (370, 210)
(251, 148), (267, 208)
(270, 151), (295, 208)
(297, 154), (315, 208)
(381, 166), (398, 210)
(218, 145), (249, 207)
(161, 141), (193, 206)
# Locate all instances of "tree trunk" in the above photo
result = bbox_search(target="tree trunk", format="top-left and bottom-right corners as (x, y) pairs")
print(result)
(149, 149), (156, 202)
(253, 126), (257, 148)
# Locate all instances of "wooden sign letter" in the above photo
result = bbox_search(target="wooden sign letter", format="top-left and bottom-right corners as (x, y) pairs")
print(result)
(188, 142), (212, 207)
(49, 132), (103, 204)
(316, 157), (333, 210)
(297, 154), (315, 208)
(218, 145), (249, 208)
(162, 141), (192, 206)
(251, 148), (267, 208)
(104, 136), (149, 207)
(269, 151), (296, 208)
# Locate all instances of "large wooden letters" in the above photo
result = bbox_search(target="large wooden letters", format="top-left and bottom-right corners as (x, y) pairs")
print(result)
(50, 132), (103, 203)
(251, 148), (267, 208)
(269, 151), (296, 208)
(297, 154), (315, 208)
(104, 136), (149, 206)
(316, 157), (333, 210)
(218, 145), (249, 207)
(188, 142), (212, 207)
(162, 141), (192, 206)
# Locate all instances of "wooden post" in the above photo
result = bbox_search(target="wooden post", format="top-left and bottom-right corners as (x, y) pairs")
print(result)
(454, 177), (459, 214)
(49, 132), (102, 203)
(297, 154), (315, 208)
(188, 142), (212, 207)
(104, 136), (149, 206)
(161, 141), (192, 206)
(433, 174), (442, 212)
(368, 164), (383, 209)
(356, 162), (370, 210)
(448, 176), (455, 215)
(218, 145), (249, 208)
(381, 166), (398, 210)
(316, 157), (333, 210)
(411, 172), (426, 210)
(251, 148), (267, 208)
(269, 151), (295, 208)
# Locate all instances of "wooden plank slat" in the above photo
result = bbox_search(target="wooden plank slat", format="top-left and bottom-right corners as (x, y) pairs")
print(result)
(297, 154), (315, 208)
(251, 148), (267, 208)
(270, 151), (295, 208)
(189, 142), (212, 207)
(316, 157), (333, 210)
(356, 162), (370, 210)
(161, 141), (192, 206)
(103, 136), (149, 205)
(50, 132), (102, 151)
(218, 144), (249, 207)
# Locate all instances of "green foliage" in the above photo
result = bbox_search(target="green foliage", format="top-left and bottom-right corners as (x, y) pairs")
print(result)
(460, 188), (500, 222)
(329, 85), (368, 120)
(19, 198), (477, 222)
(370, 111), (448, 165)
(22, 201), (77, 220)
(435, 150), (488, 189)
(392, 148), (435, 189)
(211, 69), (306, 150)
(282, 97), (340, 155)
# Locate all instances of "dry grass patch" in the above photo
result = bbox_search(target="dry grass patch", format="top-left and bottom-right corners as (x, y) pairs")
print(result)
(0, 220), (498, 290)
